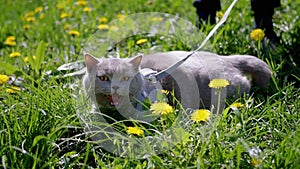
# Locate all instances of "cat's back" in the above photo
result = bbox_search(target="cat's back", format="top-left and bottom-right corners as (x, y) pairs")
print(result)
(140, 51), (185, 69)
(140, 51), (223, 109)
(140, 51), (219, 70)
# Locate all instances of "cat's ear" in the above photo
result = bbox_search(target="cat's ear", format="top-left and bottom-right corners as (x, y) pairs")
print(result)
(129, 54), (143, 67)
(85, 53), (99, 71)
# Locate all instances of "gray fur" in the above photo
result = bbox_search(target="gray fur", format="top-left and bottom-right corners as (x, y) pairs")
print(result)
(83, 51), (271, 117)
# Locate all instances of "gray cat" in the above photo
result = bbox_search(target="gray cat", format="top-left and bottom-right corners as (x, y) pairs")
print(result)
(83, 51), (271, 120)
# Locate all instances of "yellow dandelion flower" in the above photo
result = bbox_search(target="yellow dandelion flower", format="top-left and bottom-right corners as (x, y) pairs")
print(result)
(65, 0), (71, 4)
(39, 13), (45, 19)
(56, 3), (65, 10)
(150, 102), (173, 115)
(5, 36), (15, 42)
(6, 86), (20, 93)
(191, 109), (211, 122)
(99, 17), (108, 23)
(24, 11), (35, 18)
(151, 17), (163, 22)
(26, 17), (35, 22)
(127, 126), (144, 136)
(9, 52), (21, 58)
(60, 12), (70, 19)
(98, 24), (109, 30)
(0, 74), (9, 84)
(83, 7), (91, 12)
(64, 24), (69, 30)
(230, 102), (244, 109)
(136, 38), (148, 45)
(23, 24), (30, 30)
(146, 0), (153, 6)
(216, 11), (224, 19)
(23, 57), (29, 62)
(6, 41), (16, 46)
(77, 0), (87, 6)
(251, 158), (262, 167)
(23, 56), (36, 62)
(69, 30), (80, 36)
(34, 6), (43, 13)
(4, 36), (16, 46)
(116, 14), (125, 20)
(250, 29), (265, 41)
(109, 25), (119, 31)
(161, 89), (169, 94)
(208, 78), (230, 89)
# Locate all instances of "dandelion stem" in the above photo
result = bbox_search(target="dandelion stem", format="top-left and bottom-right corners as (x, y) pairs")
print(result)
(257, 40), (261, 58)
(160, 116), (167, 138)
(216, 89), (221, 115)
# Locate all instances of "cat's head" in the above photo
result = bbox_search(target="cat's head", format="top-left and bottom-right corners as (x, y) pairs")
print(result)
(84, 53), (143, 108)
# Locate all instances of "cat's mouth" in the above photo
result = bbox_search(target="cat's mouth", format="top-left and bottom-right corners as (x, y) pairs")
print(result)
(103, 93), (121, 106)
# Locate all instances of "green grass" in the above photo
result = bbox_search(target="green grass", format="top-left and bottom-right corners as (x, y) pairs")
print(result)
(1, 0), (300, 168)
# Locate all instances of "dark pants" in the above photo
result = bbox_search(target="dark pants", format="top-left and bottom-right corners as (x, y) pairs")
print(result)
(251, 0), (280, 42)
(196, 11), (216, 27)
(193, 0), (220, 26)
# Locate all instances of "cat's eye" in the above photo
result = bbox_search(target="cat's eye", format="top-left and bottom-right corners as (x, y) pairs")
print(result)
(121, 76), (130, 81)
(99, 75), (109, 81)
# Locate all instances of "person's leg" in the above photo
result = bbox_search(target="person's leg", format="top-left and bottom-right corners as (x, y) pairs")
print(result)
(193, 0), (220, 28)
(251, 0), (280, 43)
(254, 11), (280, 43)
(196, 11), (216, 27)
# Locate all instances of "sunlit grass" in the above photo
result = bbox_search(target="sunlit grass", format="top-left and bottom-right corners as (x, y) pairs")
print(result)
(0, 0), (300, 168)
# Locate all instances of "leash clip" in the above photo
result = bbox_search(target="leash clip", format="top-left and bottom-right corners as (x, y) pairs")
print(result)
(141, 68), (158, 83)
(145, 74), (157, 83)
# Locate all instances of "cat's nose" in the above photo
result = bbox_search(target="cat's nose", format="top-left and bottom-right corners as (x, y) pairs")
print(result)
(112, 86), (119, 91)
